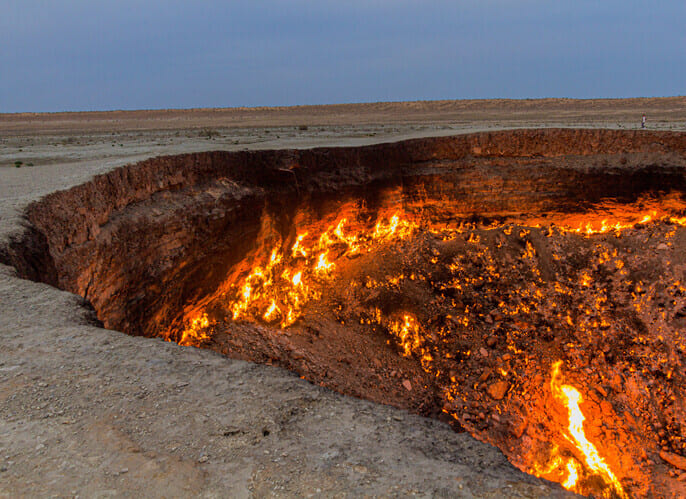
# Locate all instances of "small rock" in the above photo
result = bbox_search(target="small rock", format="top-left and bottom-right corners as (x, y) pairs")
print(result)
(402, 379), (412, 391)
(660, 451), (686, 471)
(478, 369), (492, 383)
(198, 455), (209, 463)
(486, 336), (497, 348)
(487, 381), (510, 400)
(479, 347), (489, 358)
(657, 243), (669, 250)
(600, 400), (613, 416)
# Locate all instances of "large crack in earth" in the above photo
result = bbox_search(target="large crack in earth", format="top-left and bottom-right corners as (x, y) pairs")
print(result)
(2, 129), (686, 497)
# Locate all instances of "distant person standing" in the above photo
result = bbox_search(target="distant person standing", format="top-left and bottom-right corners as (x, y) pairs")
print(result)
(641, 114), (646, 129)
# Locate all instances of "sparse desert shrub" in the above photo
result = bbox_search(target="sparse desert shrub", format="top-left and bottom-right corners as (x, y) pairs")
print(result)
(14, 160), (23, 168)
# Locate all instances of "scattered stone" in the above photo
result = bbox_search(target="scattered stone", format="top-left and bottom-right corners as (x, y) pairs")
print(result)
(198, 455), (209, 463)
(402, 379), (412, 391)
(600, 400), (613, 416)
(487, 381), (510, 400)
(657, 243), (669, 250)
(479, 347), (489, 358)
(486, 336), (497, 348)
(660, 450), (686, 471)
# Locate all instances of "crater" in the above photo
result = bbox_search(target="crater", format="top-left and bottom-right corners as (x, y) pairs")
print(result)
(3, 129), (686, 498)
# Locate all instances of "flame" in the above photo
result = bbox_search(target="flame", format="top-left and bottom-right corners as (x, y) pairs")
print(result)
(553, 206), (686, 237)
(178, 313), (211, 347)
(389, 314), (422, 357)
(542, 360), (627, 498)
(226, 212), (418, 328)
(315, 251), (335, 274)
(199, 201), (686, 331)
(563, 459), (580, 490)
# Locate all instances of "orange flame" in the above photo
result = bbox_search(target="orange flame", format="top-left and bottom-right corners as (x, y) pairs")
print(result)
(226, 212), (418, 328)
(178, 313), (211, 347)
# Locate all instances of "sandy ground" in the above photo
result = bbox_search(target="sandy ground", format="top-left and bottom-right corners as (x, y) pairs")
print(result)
(2, 98), (684, 497)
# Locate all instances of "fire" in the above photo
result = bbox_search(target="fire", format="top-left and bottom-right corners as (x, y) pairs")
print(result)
(198, 203), (686, 331)
(535, 361), (627, 498)
(563, 459), (580, 489)
(552, 201), (686, 237)
(178, 313), (211, 347)
(389, 314), (422, 357)
(226, 212), (418, 328)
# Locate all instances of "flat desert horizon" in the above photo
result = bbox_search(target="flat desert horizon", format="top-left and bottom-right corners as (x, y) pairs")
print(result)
(2, 96), (685, 135)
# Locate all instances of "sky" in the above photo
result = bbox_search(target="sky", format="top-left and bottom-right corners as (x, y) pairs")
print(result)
(1, 0), (684, 113)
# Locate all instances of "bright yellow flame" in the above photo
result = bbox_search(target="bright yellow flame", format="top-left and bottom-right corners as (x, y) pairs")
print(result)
(550, 361), (627, 498)
(315, 251), (335, 274)
(562, 459), (580, 489)
(225, 212), (418, 328)
(264, 300), (279, 321)
(179, 313), (211, 347)
(389, 314), (422, 357)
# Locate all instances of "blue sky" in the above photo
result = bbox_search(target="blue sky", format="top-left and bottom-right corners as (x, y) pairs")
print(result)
(1, 0), (684, 113)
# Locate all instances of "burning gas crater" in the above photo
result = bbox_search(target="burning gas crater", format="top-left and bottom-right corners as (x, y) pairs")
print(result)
(168, 201), (686, 498)
(7, 130), (686, 498)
